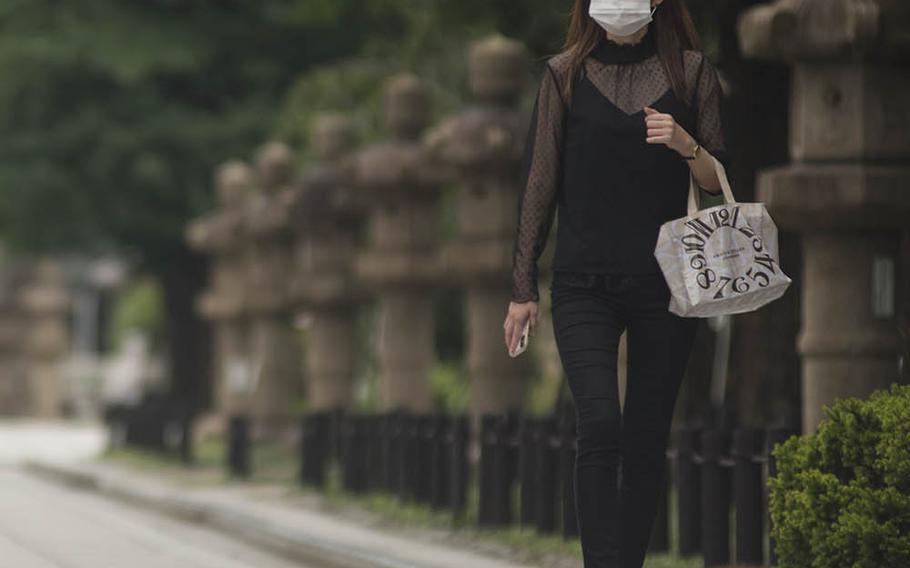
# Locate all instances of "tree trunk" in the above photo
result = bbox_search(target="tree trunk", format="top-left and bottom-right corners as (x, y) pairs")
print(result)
(159, 245), (212, 414)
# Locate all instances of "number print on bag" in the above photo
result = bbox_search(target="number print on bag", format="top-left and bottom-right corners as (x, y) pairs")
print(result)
(681, 205), (777, 298)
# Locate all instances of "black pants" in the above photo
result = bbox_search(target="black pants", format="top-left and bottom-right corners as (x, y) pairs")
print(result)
(550, 270), (699, 568)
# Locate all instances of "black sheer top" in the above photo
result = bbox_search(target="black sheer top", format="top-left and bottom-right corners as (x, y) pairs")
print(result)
(510, 24), (730, 303)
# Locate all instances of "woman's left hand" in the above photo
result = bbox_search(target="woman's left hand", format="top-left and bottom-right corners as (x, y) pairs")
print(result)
(643, 106), (694, 157)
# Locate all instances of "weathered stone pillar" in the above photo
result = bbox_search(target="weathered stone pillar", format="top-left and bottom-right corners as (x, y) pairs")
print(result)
(424, 35), (544, 429)
(244, 142), (303, 438)
(19, 259), (70, 418)
(349, 74), (442, 413)
(286, 113), (363, 411)
(186, 161), (255, 423)
(739, 0), (910, 432)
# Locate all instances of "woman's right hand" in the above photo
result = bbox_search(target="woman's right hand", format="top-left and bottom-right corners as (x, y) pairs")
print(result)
(503, 300), (539, 355)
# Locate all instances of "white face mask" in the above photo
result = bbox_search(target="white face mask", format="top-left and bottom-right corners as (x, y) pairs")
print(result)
(589, 0), (657, 37)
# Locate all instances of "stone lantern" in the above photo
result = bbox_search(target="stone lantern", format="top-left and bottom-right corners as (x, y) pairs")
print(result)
(286, 113), (364, 410)
(348, 73), (442, 412)
(243, 142), (304, 439)
(186, 161), (254, 422)
(424, 35), (557, 428)
(739, 0), (910, 432)
(19, 259), (70, 418)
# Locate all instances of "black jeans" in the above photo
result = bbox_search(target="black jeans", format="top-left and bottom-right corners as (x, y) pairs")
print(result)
(550, 270), (699, 568)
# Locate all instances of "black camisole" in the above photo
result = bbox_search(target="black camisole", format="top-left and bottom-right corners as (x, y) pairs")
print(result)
(510, 23), (730, 303)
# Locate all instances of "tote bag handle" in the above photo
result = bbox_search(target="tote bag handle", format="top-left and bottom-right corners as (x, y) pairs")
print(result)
(687, 153), (736, 217)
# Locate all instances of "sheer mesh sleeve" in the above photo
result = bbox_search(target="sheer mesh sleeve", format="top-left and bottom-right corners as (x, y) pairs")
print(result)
(510, 60), (567, 304)
(693, 54), (731, 172)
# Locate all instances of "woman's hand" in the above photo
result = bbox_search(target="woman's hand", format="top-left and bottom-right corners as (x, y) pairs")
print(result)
(643, 106), (696, 157)
(503, 300), (539, 355)
(644, 105), (723, 193)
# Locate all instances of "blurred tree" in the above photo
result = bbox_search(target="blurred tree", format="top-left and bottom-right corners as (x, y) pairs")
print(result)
(0, 0), (391, 411)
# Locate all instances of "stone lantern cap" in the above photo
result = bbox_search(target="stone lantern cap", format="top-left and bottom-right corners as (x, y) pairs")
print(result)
(18, 261), (70, 357)
(287, 166), (363, 234)
(188, 211), (246, 254)
(216, 160), (254, 208)
(18, 262), (69, 316)
(468, 34), (528, 104)
(255, 141), (295, 192)
(354, 248), (442, 290)
(757, 163), (910, 229)
(245, 191), (292, 237)
(187, 159), (252, 252)
(243, 142), (296, 237)
(738, 0), (910, 61)
(423, 107), (524, 176)
(186, 213), (218, 253)
(312, 113), (357, 162)
(383, 73), (430, 141)
(343, 141), (443, 206)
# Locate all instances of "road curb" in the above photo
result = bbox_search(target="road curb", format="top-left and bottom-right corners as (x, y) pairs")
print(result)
(25, 461), (429, 568)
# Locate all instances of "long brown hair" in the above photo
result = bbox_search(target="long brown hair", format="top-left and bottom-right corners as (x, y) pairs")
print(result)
(562, 0), (701, 103)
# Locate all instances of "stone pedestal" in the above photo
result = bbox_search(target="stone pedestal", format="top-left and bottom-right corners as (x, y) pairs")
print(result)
(739, 0), (910, 432)
(349, 73), (442, 413)
(186, 161), (255, 425)
(19, 260), (70, 418)
(243, 143), (303, 439)
(424, 35), (542, 430)
(287, 113), (364, 411)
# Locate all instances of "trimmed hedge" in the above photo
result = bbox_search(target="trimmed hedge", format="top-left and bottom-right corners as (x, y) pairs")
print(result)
(769, 383), (910, 568)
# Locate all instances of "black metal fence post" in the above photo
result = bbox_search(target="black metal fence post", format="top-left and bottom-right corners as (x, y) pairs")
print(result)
(519, 415), (539, 527)
(535, 416), (559, 534)
(648, 453), (670, 554)
(429, 412), (449, 510)
(559, 410), (578, 539)
(178, 410), (195, 465)
(449, 414), (470, 519)
(300, 410), (335, 487)
(228, 414), (251, 479)
(397, 409), (416, 503)
(415, 414), (433, 503)
(342, 412), (369, 493)
(478, 413), (497, 526)
(701, 429), (731, 567)
(674, 427), (701, 556)
(365, 414), (383, 492)
(733, 427), (764, 565)
(766, 426), (798, 566)
(380, 411), (399, 492)
(330, 406), (345, 467)
(490, 412), (519, 526)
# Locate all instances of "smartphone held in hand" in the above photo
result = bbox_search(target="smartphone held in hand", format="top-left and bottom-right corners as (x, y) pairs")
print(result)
(509, 318), (531, 358)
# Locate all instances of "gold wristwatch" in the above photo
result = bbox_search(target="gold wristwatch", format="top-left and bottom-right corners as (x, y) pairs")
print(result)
(684, 141), (700, 160)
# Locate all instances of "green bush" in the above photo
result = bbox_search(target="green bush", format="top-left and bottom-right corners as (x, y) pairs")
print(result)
(768, 383), (910, 568)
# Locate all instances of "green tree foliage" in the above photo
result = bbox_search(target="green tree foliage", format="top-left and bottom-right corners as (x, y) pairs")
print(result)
(276, 0), (575, 156)
(0, 0), (386, 260)
(769, 383), (910, 568)
(108, 276), (164, 351)
(0, 0), (719, 258)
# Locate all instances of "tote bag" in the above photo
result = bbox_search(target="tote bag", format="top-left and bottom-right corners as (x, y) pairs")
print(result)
(654, 155), (791, 317)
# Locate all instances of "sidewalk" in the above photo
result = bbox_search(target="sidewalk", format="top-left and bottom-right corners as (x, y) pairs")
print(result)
(27, 460), (552, 568)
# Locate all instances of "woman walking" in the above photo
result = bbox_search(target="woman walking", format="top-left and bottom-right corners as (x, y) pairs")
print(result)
(503, 1), (730, 566)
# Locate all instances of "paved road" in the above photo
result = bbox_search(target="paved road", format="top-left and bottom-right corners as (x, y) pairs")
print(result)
(0, 468), (311, 568)
(0, 420), (106, 465)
